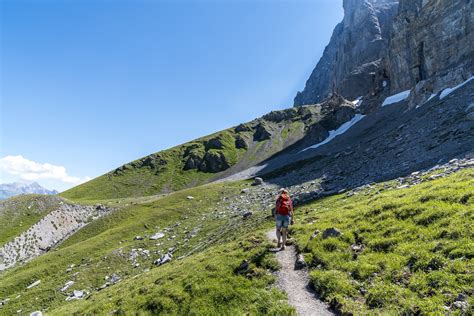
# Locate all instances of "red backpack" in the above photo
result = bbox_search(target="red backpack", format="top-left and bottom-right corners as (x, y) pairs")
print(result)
(276, 195), (292, 216)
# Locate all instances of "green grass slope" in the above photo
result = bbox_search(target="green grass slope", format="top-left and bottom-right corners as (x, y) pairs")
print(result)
(3, 163), (471, 315)
(0, 180), (285, 315)
(52, 233), (293, 315)
(0, 195), (62, 247)
(61, 102), (351, 201)
(291, 168), (473, 314)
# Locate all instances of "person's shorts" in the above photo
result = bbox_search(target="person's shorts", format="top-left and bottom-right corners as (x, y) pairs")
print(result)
(275, 214), (291, 228)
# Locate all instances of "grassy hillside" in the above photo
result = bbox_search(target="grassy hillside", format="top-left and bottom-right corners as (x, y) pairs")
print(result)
(2, 164), (471, 314)
(60, 130), (246, 201)
(52, 233), (293, 315)
(0, 195), (62, 247)
(61, 102), (354, 201)
(0, 180), (284, 314)
(291, 168), (473, 314)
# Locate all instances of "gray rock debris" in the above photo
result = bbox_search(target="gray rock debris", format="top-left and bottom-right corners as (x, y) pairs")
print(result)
(0, 202), (113, 271)
(26, 280), (41, 289)
(322, 228), (342, 239)
(149, 232), (165, 240)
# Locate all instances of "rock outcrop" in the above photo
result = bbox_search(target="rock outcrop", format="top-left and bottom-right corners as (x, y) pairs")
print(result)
(294, 0), (474, 107)
(0, 202), (113, 271)
(388, 0), (474, 97)
(294, 0), (398, 106)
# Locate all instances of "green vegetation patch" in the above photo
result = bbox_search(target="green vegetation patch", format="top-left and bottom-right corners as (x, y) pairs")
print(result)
(291, 168), (474, 315)
(51, 233), (293, 315)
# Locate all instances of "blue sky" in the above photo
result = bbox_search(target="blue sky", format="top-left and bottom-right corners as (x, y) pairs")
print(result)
(0, 0), (343, 191)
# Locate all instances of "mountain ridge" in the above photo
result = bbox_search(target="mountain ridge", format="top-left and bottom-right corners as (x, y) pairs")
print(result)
(0, 182), (58, 200)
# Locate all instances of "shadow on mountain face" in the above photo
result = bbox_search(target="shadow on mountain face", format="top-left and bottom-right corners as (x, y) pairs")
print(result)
(255, 81), (474, 195)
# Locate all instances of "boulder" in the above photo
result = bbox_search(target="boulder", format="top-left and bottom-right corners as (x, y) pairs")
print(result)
(295, 254), (307, 269)
(149, 232), (165, 240)
(309, 230), (321, 240)
(252, 177), (264, 186)
(26, 280), (41, 289)
(236, 260), (249, 274)
(242, 211), (253, 219)
(134, 236), (143, 240)
(322, 228), (342, 239)
(109, 273), (121, 284)
(30, 312), (42, 316)
(241, 188), (250, 194)
(60, 281), (75, 292)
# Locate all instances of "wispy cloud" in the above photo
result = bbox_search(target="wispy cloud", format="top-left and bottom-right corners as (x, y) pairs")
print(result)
(0, 155), (91, 185)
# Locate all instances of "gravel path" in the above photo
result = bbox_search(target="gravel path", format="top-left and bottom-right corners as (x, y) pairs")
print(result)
(266, 230), (333, 316)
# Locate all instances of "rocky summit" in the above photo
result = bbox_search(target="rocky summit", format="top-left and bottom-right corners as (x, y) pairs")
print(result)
(294, 0), (473, 109)
(0, 1), (473, 315)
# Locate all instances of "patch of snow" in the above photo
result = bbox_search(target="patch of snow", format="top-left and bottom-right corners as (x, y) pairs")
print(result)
(351, 97), (363, 107)
(416, 93), (437, 109)
(440, 76), (474, 99)
(427, 93), (437, 102)
(382, 90), (411, 106)
(302, 114), (366, 152)
(383, 80), (388, 88)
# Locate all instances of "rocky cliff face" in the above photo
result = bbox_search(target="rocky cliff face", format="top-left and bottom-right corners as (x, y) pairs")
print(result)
(388, 0), (474, 97)
(294, 0), (398, 106)
(294, 0), (474, 107)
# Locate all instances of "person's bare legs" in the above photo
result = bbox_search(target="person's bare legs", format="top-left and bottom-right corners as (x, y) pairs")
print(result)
(276, 227), (282, 248)
(281, 228), (287, 250)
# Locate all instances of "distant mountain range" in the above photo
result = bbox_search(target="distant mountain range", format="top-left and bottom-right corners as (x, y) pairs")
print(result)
(0, 182), (58, 199)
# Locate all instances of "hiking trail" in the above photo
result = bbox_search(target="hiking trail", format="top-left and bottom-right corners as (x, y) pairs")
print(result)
(266, 230), (333, 316)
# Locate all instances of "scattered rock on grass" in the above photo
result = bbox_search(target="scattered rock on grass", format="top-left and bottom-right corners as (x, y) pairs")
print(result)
(309, 230), (320, 240)
(60, 281), (74, 292)
(322, 228), (342, 239)
(295, 254), (306, 269)
(26, 280), (41, 289)
(149, 232), (165, 240)
(236, 260), (249, 274)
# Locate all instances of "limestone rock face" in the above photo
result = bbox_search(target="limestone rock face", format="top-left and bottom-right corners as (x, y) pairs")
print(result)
(294, 0), (474, 107)
(388, 0), (474, 94)
(294, 0), (398, 106)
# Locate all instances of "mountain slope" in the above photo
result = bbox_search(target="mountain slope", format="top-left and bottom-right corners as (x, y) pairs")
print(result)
(61, 97), (358, 201)
(1, 163), (471, 314)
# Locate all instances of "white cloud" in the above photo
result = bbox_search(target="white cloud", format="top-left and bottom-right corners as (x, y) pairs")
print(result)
(0, 155), (91, 185)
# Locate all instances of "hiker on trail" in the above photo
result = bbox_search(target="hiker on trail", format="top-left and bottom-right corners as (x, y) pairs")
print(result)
(274, 188), (294, 250)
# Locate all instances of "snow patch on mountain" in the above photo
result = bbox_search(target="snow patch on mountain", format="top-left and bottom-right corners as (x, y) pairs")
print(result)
(302, 114), (366, 152)
(382, 90), (411, 107)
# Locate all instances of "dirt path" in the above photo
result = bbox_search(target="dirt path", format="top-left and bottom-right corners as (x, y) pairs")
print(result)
(266, 230), (333, 316)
